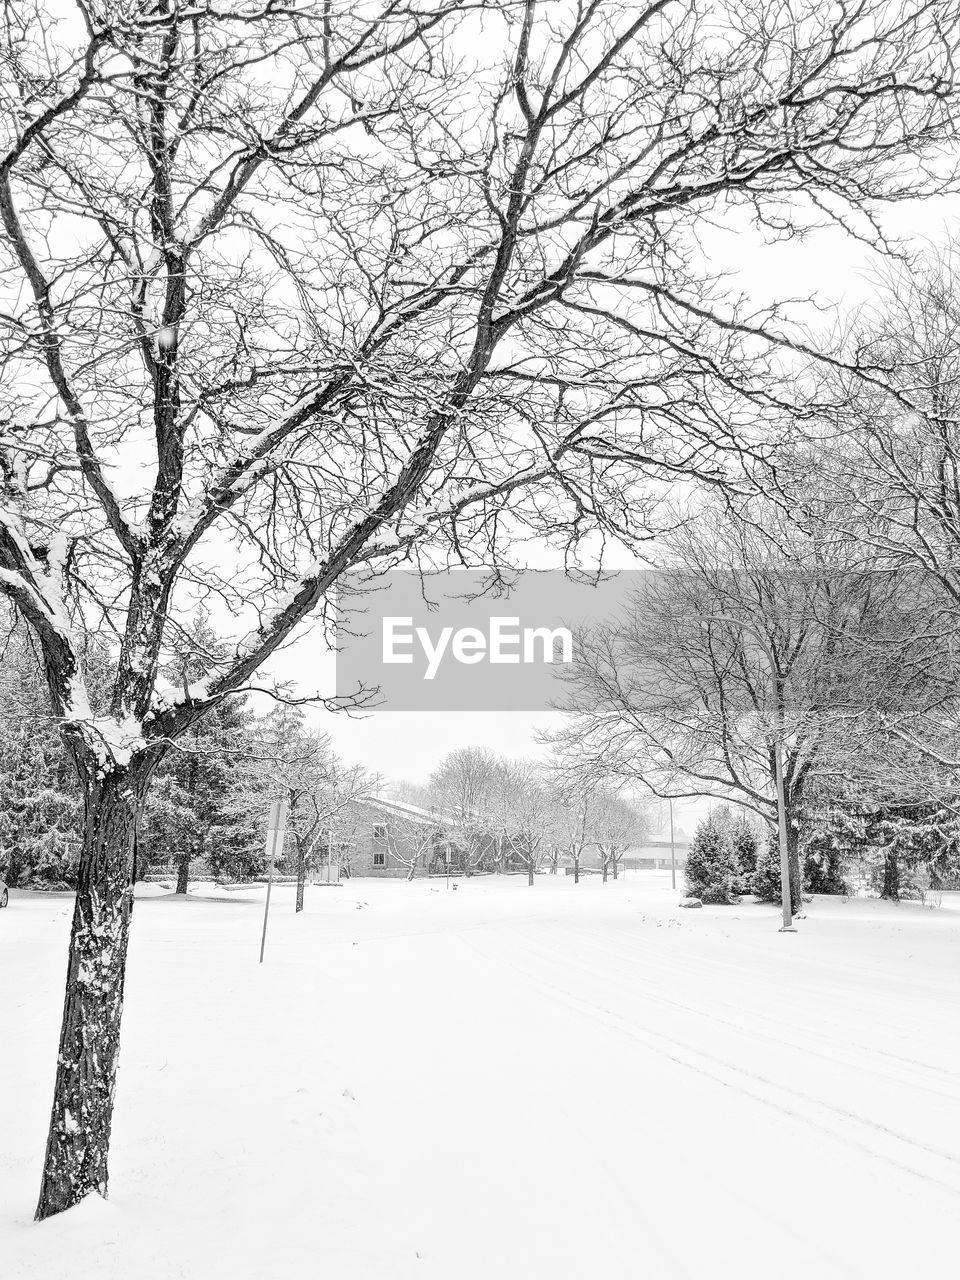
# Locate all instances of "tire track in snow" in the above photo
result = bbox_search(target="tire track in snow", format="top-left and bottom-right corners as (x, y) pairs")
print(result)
(543, 919), (960, 1102)
(459, 929), (960, 1200)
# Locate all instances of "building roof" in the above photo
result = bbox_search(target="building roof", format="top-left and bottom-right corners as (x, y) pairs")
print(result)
(363, 794), (460, 829)
(620, 838), (691, 857)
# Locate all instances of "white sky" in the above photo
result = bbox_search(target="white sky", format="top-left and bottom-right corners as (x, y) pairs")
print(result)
(251, 193), (960, 829)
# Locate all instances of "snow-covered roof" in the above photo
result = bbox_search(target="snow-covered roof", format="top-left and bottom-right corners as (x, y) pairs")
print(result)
(364, 794), (460, 829)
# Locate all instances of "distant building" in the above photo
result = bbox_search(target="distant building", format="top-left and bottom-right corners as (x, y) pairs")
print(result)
(621, 838), (690, 871)
(344, 796), (468, 878)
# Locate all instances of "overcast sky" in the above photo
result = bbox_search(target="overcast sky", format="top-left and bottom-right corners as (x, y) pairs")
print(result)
(259, 194), (960, 826)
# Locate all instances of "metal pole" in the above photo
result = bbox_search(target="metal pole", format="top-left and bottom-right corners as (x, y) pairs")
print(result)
(259, 853), (274, 964)
(259, 799), (288, 962)
(670, 801), (676, 889)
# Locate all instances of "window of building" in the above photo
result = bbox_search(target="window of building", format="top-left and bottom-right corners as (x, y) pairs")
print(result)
(373, 823), (387, 840)
(373, 851), (386, 867)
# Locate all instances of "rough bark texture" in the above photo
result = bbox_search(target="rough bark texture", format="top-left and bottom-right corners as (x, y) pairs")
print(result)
(573, 859), (580, 885)
(175, 853), (190, 895)
(787, 822), (803, 915)
(881, 846), (901, 901)
(36, 763), (149, 1220)
(295, 840), (306, 913)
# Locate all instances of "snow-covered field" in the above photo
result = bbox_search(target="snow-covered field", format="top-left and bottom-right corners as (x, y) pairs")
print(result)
(2, 873), (959, 1280)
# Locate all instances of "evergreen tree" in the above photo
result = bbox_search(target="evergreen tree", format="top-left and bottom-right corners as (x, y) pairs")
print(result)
(685, 813), (737, 904)
(752, 830), (783, 903)
(139, 616), (256, 889)
(801, 810), (852, 894)
(752, 828), (803, 912)
(729, 811), (760, 894)
(0, 615), (81, 887)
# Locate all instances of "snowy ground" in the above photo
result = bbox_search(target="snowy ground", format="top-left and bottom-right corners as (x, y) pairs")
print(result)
(2, 873), (960, 1280)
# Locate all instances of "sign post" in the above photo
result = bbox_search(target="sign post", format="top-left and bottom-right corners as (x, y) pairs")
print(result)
(259, 799), (288, 963)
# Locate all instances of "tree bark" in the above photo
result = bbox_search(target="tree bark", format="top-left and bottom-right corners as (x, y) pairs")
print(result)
(602, 857), (608, 884)
(295, 838), (306, 912)
(175, 853), (190, 895)
(787, 821), (803, 915)
(36, 763), (148, 1220)
(527, 863), (534, 886)
(573, 857), (580, 885)
(612, 858), (619, 881)
(881, 845), (900, 901)
(783, 814), (803, 916)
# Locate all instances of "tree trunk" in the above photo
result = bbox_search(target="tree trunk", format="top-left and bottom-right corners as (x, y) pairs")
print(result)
(175, 853), (190, 895)
(573, 857), (579, 885)
(612, 858), (619, 881)
(881, 845), (900, 901)
(527, 863), (534, 886)
(784, 822), (803, 915)
(295, 838), (306, 913)
(36, 764), (147, 1220)
(602, 857), (608, 884)
(4, 847), (24, 887)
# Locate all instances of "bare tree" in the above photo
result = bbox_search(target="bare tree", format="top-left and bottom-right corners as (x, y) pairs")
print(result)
(230, 704), (370, 909)
(492, 758), (553, 884)
(550, 778), (593, 883)
(814, 248), (960, 776)
(552, 494), (928, 908)
(426, 747), (501, 873)
(1, 0), (958, 1218)
(548, 761), (646, 880)
(592, 788), (646, 881)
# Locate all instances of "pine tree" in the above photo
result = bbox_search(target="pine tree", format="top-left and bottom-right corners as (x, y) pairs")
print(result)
(0, 615), (81, 887)
(685, 813), (737, 904)
(139, 616), (255, 889)
(801, 814), (851, 894)
(752, 830), (783, 903)
(729, 812), (760, 894)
